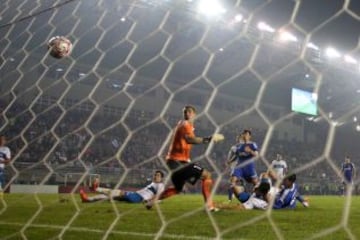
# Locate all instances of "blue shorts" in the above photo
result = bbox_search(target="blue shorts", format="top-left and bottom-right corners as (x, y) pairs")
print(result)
(115, 192), (144, 203)
(0, 168), (4, 189)
(232, 163), (257, 182)
(236, 192), (250, 203)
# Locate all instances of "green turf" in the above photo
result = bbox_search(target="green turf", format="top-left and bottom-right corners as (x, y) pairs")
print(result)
(0, 194), (359, 239)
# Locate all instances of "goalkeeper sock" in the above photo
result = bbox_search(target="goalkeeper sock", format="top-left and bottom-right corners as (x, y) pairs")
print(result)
(160, 187), (178, 200)
(202, 178), (214, 208)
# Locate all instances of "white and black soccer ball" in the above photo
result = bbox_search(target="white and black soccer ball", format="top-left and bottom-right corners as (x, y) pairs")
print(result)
(47, 36), (72, 59)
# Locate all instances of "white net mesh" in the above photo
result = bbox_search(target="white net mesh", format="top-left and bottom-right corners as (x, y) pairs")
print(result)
(0, 0), (359, 239)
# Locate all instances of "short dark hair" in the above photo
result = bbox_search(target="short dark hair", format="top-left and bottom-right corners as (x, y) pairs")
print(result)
(257, 182), (270, 194)
(285, 173), (296, 182)
(242, 129), (252, 135)
(183, 105), (196, 113)
(155, 170), (164, 178)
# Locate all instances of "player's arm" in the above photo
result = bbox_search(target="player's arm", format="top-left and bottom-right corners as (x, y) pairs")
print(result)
(184, 128), (224, 145)
(184, 134), (208, 144)
(0, 159), (10, 164)
(284, 161), (288, 175)
(226, 146), (237, 164)
(264, 192), (272, 203)
(266, 169), (278, 182)
(244, 145), (258, 156)
(352, 163), (356, 178)
(0, 152), (11, 164)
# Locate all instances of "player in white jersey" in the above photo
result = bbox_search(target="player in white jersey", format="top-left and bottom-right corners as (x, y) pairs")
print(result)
(0, 135), (11, 197)
(270, 153), (287, 181)
(80, 171), (165, 206)
(226, 134), (242, 202)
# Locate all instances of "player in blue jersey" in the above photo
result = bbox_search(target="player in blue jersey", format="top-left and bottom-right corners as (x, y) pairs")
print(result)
(341, 156), (356, 195)
(273, 173), (300, 209)
(227, 129), (259, 201)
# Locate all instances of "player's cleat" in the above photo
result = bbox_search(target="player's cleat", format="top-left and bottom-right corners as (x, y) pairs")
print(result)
(144, 199), (162, 210)
(144, 200), (153, 210)
(302, 200), (309, 208)
(208, 206), (220, 212)
(302, 197), (310, 207)
(79, 189), (89, 202)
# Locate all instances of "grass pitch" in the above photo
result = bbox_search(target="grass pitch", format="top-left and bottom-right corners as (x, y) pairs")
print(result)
(0, 194), (359, 240)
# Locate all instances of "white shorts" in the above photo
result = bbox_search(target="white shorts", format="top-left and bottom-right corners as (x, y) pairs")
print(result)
(243, 196), (268, 210)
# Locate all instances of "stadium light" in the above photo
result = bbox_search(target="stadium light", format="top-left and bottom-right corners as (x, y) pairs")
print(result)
(278, 31), (298, 42)
(197, 0), (226, 17)
(325, 47), (341, 58)
(234, 14), (243, 22)
(307, 42), (319, 50)
(344, 55), (358, 64)
(356, 125), (360, 132)
(257, 21), (275, 33)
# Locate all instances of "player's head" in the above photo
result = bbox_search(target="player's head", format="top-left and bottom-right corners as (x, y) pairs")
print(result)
(0, 135), (6, 145)
(241, 129), (252, 142)
(256, 181), (271, 195)
(183, 105), (196, 121)
(154, 170), (164, 182)
(283, 173), (296, 187)
(276, 153), (282, 160)
(345, 156), (350, 163)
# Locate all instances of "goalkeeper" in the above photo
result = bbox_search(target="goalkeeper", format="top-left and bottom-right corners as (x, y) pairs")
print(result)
(158, 105), (224, 212)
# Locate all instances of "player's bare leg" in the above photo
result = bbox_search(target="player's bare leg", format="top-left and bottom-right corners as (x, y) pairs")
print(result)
(201, 170), (218, 212)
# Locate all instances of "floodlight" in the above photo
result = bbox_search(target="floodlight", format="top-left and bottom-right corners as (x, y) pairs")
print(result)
(197, 0), (226, 17)
(325, 47), (341, 58)
(257, 21), (275, 33)
(307, 42), (319, 50)
(344, 55), (358, 64)
(278, 31), (298, 42)
(234, 14), (243, 22)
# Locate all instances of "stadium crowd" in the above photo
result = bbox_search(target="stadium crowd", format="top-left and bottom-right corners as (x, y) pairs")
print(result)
(1, 98), (358, 195)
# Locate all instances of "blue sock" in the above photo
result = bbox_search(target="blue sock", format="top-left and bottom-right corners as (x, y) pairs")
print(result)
(228, 187), (234, 201)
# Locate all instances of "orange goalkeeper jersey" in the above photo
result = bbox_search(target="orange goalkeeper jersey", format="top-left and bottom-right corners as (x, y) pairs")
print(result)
(166, 120), (194, 162)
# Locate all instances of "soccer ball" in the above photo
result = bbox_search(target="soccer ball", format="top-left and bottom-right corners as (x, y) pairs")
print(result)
(47, 36), (72, 59)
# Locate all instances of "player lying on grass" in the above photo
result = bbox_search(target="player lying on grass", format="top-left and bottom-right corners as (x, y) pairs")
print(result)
(218, 172), (308, 210)
(267, 168), (309, 208)
(79, 170), (165, 206)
